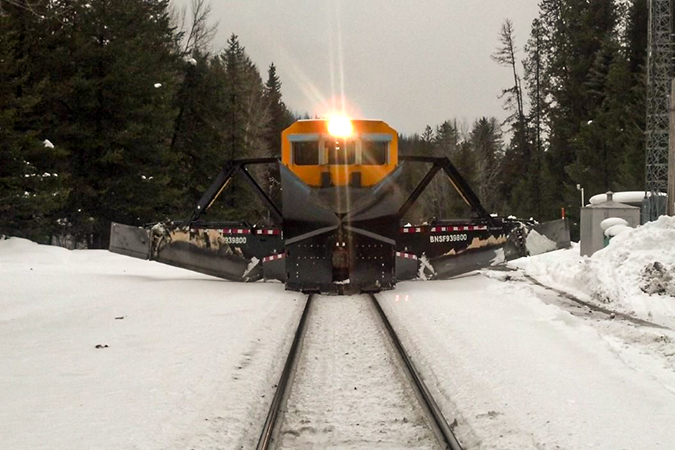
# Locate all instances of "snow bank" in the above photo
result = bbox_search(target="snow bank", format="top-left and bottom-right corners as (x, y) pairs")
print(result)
(0, 236), (71, 264)
(512, 216), (675, 328)
(578, 216), (675, 314)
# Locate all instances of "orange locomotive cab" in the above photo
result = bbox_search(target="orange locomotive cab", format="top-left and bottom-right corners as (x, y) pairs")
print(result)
(278, 118), (403, 293)
(281, 119), (398, 188)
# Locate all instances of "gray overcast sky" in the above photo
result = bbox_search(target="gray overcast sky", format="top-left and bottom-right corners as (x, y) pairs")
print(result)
(175, 0), (539, 135)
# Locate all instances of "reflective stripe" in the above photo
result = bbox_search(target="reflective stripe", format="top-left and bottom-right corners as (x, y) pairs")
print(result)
(396, 251), (418, 260)
(190, 227), (255, 235)
(401, 225), (488, 233)
(401, 227), (425, 233)
(262, 253), (286, 263)
(255, 229), (281, 235)
(428, 225), (488, 233)
(221, 228), (252, 235)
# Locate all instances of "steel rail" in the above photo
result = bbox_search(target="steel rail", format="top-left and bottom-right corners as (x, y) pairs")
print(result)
(255, 294), (314, 450)
(368, 293), (464, 450)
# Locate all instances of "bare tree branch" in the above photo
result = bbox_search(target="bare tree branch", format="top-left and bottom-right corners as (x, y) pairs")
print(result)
(0, 0), (71, 19)
(492, 19), (525, 125)
(173, 0), (219, 55)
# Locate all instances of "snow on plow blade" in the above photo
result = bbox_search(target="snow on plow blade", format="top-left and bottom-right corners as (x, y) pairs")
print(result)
(400, 218), (571, 281)
(109, 222), (271, 282)
(429, 223), (568, 279)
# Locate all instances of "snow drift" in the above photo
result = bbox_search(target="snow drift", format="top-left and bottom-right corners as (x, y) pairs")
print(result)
(513, 216), (675, 328)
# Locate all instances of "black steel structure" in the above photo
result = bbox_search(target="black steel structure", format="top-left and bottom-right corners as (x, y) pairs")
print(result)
(110, 153), (569, 293)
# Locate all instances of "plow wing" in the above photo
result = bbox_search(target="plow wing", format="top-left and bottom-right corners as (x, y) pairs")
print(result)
(395, 218), (570, 281)
(109, 222), (151, 260)
(109, 158), (283, 282)
(108, 153), (570, 292)
(109, 221), (282, 282)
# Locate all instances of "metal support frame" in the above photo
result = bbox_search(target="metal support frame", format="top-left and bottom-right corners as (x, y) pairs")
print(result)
(190, 155), (494, 228)
(645, 0), (672, 219)
(399, 164), (441, 219)
(188, 157), (281, 224)
(669, 79), (675, 215)
(400, 156), (495, 225)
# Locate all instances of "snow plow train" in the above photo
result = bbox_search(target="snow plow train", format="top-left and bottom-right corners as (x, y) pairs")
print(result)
(110, 118), (570, 294)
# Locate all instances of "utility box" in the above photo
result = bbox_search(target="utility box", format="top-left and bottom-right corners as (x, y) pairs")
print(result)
(580, 192), (640, 257)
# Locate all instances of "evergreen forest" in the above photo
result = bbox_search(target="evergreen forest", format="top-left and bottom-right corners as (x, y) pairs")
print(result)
(0, 0), (649, 247)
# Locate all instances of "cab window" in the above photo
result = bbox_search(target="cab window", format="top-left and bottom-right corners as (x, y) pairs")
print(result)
(293, 141), (319, 165)
(362, 140), (388, 165)
(327, 139), (356, 165)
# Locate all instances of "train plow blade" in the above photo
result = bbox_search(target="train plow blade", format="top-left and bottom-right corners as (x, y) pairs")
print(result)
(108, 119), (571, 293)
(109, 222), (263, 281)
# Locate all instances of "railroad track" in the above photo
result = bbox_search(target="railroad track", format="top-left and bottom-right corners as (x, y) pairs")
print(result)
(255, 293), (463, 450)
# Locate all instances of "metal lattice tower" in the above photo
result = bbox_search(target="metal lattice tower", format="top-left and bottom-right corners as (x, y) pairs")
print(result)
(645, 0), (672, 219)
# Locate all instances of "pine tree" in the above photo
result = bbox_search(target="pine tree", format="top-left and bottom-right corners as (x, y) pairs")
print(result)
(492, 19), (526, 128)
(493, 17), (544, 219)
(469, 117), (504, 214)
(521, 17), (547, 219)
(535, 0), (618, 221)
(0, 1), (67, 242)
(221, 34), (270, 161)
(569, 32), (646, 196)
(260, 63), (294, 216)
(429, 122), (456, 219)
(618, 0), (648, 190)
(200, 34), (271, 224)
(567, 37), (624, 194)
(39, 0), (183, 247)
(170, 51), (226, 210)
(263, 63), (294, 156)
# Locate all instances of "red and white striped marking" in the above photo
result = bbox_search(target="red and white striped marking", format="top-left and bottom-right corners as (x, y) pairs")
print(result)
(221, 228), (251, 235)
(262, 253), (286, 263)
(430, 225), (487, 232)
(401, 225), (488, 234)
(401, 227), (425, 234)
(255, 228), (281, 235)
(396, 251), (418, 260)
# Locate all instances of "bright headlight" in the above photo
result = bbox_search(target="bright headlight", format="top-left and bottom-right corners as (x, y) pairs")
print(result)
(327, 116), (353, 137)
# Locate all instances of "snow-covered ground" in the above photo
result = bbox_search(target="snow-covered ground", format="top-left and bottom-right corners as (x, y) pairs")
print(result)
(1, 216), (674, 449)
(0, 238), (306, 450)
(381, 276), (675, 449)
